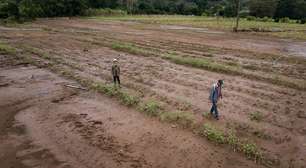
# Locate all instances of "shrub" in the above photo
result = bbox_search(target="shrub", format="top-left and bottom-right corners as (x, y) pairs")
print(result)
(241, 143), (261, 159)
(84, 8), (127, 16)
(201, 12), (208, 16)
(227, 131), (240, 151)
(199, 124), (225, 144)
(118, 91), (139, 106)
(160, 111), (194, 128)
(301, 18), (306, 24)
(246, 16), (256, 21)
(140, 101), (162, 117)
(0, 42), (16, 55)
(260, 16), (273, 22)
(279, 17), (290, 23)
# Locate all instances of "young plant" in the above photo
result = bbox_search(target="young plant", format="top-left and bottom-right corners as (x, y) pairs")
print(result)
(250, 111), (263, 122)
(199, 124), (225, 144)
(140, 101), (162, 117)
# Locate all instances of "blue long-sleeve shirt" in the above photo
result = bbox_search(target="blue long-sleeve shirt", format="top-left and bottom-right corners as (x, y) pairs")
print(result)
(209, 83), (221, 103)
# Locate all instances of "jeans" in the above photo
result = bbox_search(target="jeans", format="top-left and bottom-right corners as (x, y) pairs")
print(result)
(210, 102), (219, 119)
(113, 76), (120, 85)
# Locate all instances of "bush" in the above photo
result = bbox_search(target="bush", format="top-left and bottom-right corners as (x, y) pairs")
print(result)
(260, 16), (273, 22)
(84, 8), (127, 16)
(201, 12), (208, 16)
(19, 0), (43, 19)
(0, 42), (16, 55)
(242, 143), (261, 159)
(279, 17), (290, 23)
(140, 101), (162, 117)
(301, 18), (306, 24)
(199, 124), (225, 144)
(246, 16), (256, 21)
(118, 92), (139, 106)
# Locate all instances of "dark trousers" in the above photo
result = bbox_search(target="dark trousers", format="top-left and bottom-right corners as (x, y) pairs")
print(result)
(210, 102), (219, 118)
(113, 76), (120, 85)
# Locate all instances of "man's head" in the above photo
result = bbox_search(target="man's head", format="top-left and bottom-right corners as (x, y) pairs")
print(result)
(218, 80), (224, 87)
(113, 59), (118, 63)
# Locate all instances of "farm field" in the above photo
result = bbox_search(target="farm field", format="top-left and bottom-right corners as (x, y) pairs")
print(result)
(0, 16), (306, 168)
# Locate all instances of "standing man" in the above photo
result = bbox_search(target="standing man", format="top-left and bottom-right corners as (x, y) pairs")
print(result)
(209, 80), (224, 120)
(112, 58), (121, 87)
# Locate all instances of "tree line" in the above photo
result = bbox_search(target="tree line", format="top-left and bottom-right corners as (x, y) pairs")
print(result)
(0, 0), (305, 22)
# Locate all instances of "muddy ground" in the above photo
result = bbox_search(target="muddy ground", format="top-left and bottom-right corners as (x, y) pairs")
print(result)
(0, 18), (305, 168)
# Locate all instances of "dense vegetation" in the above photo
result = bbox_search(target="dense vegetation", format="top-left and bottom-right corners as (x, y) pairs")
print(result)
(0, 0), (305, 23)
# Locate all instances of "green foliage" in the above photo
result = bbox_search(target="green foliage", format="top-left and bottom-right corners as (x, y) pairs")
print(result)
(111, 42), (154, 57)
(84, 8), (127, 16)
(0, 42), (16, 55)
(19, 0), (43, 19)
(92, 83), (139, 106)
(199, 124), (226, 144)
(246, 15), (256, 21)
(140, 101), (162, 117)
(249, 0), (278, 18)
(0, 0), (305, 20)
(162, 53), (240, 76)
(241, 142), (261, 159)
(160, 111), (194, 128)
(227, 131), (240, 151)
(279, 17), (290, 23)
(118, 91), (140, 106)
(249, 111), (263, 122)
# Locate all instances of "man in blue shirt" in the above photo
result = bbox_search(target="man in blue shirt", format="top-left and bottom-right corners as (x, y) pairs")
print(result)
(209, 80), (224, 120)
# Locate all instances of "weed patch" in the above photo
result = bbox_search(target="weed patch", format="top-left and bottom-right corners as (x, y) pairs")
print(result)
(199, 124), (226, 144)
(111, 42), (155, 57)
(0, 42), (16, 55)
(140, 101), (162, 117)
(249, 111), (263, 122)
(118, 91), (140, 106)
(241, 142), (261, 160)
(162, 53), (240, 75)
(160, 111), (194, 128)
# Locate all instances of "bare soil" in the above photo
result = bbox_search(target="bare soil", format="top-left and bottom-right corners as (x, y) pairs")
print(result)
(0, 18), (305, 168)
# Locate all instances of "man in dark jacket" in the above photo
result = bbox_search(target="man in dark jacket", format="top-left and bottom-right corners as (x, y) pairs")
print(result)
(112, 59), (121, 87)
(209, 80), (224, 120)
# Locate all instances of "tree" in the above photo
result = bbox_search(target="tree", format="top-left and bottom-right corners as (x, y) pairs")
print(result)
(19, 0), (42, 19)
(249, 0), (278, 18)
(233, 0), (240, 32)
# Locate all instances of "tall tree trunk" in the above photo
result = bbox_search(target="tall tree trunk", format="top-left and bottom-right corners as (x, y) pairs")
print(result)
(233, 0), (241, 32)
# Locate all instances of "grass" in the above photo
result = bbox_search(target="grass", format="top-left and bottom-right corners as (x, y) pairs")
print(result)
(92, 83), (139, 107)
(111, 42), (155, 57)
(140, 101), (162, 117)
(160, 111), (194, 128)
(227, 131), (240, 152)
(162, 53), (240, 75)
(249, 111), (263, 122)
(198, 124), (262, 162)
(91, 15), (306, 40)
(199, 124), (226, 144)
(0, 42), (16, 55)
(241, 142), (261, 160)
